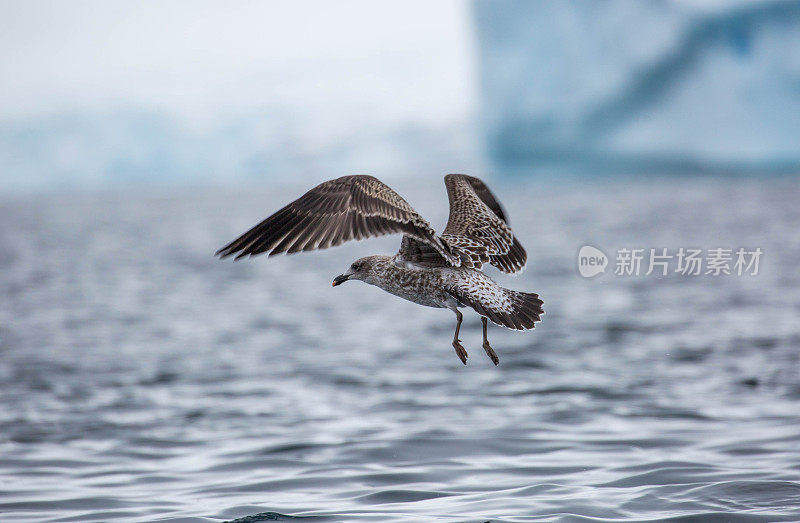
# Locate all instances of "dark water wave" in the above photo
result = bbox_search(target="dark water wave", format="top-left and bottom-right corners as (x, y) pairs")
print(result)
(1, 178), (800, 521)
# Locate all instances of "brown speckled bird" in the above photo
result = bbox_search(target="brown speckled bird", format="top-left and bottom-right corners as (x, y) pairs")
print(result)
(216, 174), (544, 365)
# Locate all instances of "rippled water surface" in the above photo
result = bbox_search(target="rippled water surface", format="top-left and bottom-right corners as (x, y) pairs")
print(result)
(2, 178), (800, 522)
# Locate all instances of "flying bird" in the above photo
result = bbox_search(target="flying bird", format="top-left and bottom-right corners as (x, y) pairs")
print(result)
(216, 174), (543, 365)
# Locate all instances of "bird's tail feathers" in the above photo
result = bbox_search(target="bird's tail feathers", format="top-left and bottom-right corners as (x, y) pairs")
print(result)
(456, 287), (544, 331)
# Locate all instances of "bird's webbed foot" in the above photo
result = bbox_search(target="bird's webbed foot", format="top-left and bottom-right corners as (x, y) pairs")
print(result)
(451, 309), (468, 365)
(481, 317), (499, 365)
(482, 341), (499, 366)
(452, 339), (468, 365)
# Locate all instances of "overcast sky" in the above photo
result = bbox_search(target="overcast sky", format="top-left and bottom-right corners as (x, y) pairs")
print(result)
(0, 0), (476, 125)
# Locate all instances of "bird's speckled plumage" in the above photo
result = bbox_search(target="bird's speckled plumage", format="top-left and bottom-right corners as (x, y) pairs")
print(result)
(359, 256), (542, 331)
(217, 174), (544, 364)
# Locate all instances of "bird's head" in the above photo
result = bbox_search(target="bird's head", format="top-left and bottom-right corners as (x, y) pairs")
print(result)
(332, 256), (381, 286)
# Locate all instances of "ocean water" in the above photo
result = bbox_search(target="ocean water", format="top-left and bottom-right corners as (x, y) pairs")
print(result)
(1, 177), (800, 522)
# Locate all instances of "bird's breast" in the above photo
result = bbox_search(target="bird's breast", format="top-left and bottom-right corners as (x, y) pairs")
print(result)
(372, 265), (451, 309)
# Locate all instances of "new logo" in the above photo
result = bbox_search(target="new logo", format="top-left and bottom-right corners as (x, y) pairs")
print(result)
(578, 245), (608, 278)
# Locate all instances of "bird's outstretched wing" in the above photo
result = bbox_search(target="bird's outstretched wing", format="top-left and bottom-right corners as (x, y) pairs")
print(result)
(216, 175), (458, 264)
(440, 174), (527, 274)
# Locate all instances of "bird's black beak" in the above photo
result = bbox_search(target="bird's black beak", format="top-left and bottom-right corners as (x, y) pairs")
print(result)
(332, 274), (349, 287)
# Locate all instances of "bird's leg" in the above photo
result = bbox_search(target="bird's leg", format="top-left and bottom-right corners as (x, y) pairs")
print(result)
(482, 317), (499, 366)
(452, 310), (468, 365)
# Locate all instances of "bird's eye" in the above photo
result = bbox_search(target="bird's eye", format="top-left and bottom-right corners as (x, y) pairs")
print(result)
(351, 263), (359, 271)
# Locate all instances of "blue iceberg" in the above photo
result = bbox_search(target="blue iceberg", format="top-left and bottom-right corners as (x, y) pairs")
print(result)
(473, 0), (800, 175)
